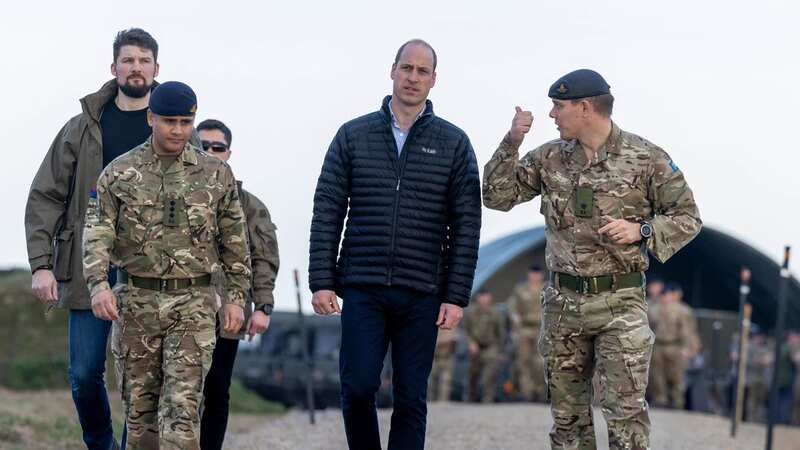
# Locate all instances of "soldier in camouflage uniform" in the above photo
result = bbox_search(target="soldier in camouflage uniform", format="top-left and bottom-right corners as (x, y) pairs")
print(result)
(483, 69), (701, 449)
(649, 283), (700, 409)
(429, 327), (458, 402)
(196, 119), (280, 450)
(644, 277), (665, 402)
(746, 329), (772, 422)
(507, 264), (546, 402)
(464, 289), (504, 403)
(83, 82), (250, 450)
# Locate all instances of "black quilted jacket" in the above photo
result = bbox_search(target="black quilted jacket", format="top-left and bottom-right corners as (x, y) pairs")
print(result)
(308, 96), (481, 306)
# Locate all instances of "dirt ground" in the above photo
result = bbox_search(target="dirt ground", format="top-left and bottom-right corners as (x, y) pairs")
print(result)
(2, 389), (799, 450)
(225, 402), (800, 450)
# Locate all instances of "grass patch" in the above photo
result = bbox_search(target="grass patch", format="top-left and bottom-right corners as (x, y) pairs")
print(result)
(228, 381), (286, 415)
(5, 359), (69, 390)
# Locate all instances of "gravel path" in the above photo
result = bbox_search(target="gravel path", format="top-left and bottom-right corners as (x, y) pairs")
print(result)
(226, 403), (800, 450)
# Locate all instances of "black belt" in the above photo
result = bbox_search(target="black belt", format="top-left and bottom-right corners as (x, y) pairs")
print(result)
(118, 270), (211, 292)
(554, 271), (643, 295)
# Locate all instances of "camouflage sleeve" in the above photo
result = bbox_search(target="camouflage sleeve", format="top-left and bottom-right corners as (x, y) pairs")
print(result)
(482, 133), (542, 211)
(243, 191), (279, 311)
(463, 313), (476, 342)
(82, 170), (118, 297)
(646, 150), (702, 263)
(683, 308), (702, 355)
(217, 166), (252, 308)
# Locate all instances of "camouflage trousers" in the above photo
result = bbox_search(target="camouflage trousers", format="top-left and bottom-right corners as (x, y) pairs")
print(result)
(111, 284), (217, 450)
(649, 344), (686, 409)
(468, 346), (499, 403)
(429, 347), (455, 402)
(514, 328), (546, 402)
(538, 285), (654, 450)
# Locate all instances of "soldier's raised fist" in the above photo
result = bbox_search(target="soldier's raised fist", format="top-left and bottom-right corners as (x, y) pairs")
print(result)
(509, 106), (533, 148)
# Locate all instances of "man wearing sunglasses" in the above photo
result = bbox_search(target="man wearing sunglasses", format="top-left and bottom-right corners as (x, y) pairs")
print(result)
(196, 119), (280, 450)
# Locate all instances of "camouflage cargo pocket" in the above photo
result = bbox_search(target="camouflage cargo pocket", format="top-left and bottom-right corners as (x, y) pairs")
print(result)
(193, 329), (217, 379)
(617, 324), (655, 392)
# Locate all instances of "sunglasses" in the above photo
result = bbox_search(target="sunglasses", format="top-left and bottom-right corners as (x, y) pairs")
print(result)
(201, 140), (229, 152)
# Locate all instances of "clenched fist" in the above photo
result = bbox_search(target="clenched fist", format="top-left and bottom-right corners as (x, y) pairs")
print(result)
(509, 106), (534, 148)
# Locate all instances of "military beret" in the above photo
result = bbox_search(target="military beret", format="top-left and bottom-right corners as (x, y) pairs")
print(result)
(149, 81), (197, 116)
(663, 282), (683, 294)
(548, 69), (610, 100)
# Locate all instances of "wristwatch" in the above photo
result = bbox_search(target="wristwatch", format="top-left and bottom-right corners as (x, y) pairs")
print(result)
(254, 303), (273, 315)
(639, 221), (653, 240)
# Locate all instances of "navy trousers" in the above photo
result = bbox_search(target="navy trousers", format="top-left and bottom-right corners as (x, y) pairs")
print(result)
(339, 286), (441, 450)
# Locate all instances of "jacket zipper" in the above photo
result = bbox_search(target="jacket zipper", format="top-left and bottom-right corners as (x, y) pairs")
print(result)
(386, 122), (417, 286)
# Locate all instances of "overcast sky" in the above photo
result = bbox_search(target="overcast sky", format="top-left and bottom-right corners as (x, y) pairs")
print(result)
(2, 1), (798, 312)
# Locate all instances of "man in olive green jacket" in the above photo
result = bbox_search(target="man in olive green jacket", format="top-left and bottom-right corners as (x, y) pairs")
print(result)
(24, 28), (172, 450)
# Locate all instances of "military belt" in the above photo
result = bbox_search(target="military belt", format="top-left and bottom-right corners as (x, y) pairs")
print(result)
(118, 270), (211, 292)
(554, 271), (643, 295)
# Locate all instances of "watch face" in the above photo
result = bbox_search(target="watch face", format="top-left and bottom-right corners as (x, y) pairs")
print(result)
(641, 224), (653, 238)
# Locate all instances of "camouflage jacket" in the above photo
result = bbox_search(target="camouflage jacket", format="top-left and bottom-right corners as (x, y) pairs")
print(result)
(464, 306), (504, 348)
(218, 183), (279, 340)
(506, 282), (542, 329)
(652, 301), (700, 353)
(483, 122), (701, 276)
(82, 138), (251, 307)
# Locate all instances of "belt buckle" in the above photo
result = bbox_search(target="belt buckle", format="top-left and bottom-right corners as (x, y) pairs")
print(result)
(160, 279), (168, 292)
(591, 277), (599, 295)
(580, 277), (589, 295)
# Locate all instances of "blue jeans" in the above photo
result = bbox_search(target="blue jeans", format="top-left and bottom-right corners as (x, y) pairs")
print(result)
(69, 283), (125, 450)
(339, 286), (441, 450)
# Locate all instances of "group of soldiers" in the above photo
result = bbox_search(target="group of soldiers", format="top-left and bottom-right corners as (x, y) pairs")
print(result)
(733, 327), (800, 424)
(26, 29), (279, 450)
(429, 265), (547, 404)
(25, 25), (707, 449)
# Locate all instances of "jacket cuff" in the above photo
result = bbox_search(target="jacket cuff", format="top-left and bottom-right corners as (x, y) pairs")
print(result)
(29, 254), (52, 274)
(252, 291), (275, 312)
(309, 280), (335, 294)
(89, 281), (111, 297)
(443, 295), (469, 308)
(224, 290), (247, 308)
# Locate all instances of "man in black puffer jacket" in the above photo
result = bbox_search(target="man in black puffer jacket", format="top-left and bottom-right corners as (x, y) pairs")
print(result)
(309, 39), (481, 450)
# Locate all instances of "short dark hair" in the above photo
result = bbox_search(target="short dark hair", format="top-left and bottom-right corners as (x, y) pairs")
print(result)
(113, 28), (159, 63)
(528, 264), (543, 273)
(394, 39), (437, 70)
(197, 119), (232, 146)
(572, 93), (614, 117)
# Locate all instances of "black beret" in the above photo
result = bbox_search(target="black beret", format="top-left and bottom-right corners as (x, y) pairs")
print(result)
(548, 69), (610, 100)
(663, 282), (683, 294)
(149, 81), (197, 116)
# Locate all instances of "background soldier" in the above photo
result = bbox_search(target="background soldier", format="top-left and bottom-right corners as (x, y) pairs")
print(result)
(464, 289), (504, 403)
(507, 264), (545, 402)
(83, 82), (250, 450)
(483, 69), (701, 449)
(25, 28), (161, 450)
(746, 327), (772, 421)
(645, 276), (665, 401)
(429, 327), (457, 402)
(649, 282), (700, 409)
(196, 119), (280, 450)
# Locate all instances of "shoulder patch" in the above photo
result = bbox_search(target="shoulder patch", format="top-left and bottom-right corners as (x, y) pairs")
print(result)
(668, 159), (680, 173)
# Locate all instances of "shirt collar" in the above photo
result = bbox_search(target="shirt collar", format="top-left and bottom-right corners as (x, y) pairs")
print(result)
(388, 99), (425, 131)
